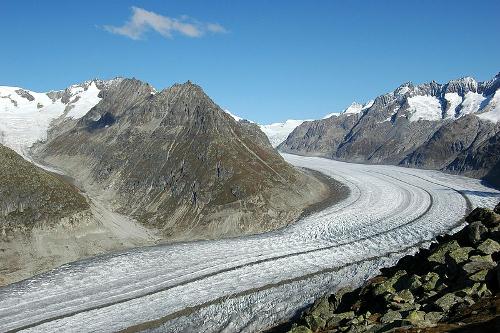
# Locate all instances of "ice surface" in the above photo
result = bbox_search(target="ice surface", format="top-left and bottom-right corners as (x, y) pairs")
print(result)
(407, 95), (442, 122)
(444, 92), (463, 118)
(259, 119), (309, 147)
(0, 154), (498, 333)
(460, 91), (486, 116)
(477, 90), (500, 122)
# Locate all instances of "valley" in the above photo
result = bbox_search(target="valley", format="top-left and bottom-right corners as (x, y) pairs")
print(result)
(1, 3), (499, 332)
(1, 154), (498, 332)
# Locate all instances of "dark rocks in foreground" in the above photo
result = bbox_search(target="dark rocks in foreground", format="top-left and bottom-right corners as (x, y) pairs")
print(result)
(277, 204), (500, 333)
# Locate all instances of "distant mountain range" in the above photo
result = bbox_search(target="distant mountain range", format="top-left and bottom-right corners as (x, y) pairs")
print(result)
(280, 73), (500, 187)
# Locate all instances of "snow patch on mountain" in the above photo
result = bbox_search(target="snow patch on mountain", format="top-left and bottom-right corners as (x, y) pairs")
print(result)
(65, 82), (102, 119)
(444, 92), (463, 118)
(342, 100), (374, 115)
(224, 109), (244, 122)
(460, 92), (486, 116)
(223, 110), (306, 147)
(477, 90), (500, 123)
(407, 95), (442, 122)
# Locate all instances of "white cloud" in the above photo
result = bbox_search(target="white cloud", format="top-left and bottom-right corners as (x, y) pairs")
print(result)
(104, 7), (227, 40)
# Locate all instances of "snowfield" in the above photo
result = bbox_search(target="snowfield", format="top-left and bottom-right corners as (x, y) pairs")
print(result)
(0, 82), (102, 158)
(0, 154), (499, 333)
(259, 120), (309, 147)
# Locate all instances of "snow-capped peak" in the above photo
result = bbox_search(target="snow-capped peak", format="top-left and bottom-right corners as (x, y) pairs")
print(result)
(0, 80), (108, 157)
(342, 100), (374, 115)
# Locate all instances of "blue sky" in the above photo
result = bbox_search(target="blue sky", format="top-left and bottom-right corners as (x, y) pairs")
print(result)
(1, 1), (499, 123)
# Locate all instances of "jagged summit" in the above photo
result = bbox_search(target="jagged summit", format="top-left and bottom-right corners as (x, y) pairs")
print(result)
(280, 72), (500, 185)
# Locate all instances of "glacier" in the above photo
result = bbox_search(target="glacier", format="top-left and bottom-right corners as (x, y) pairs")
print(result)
(0, 154), (498, 333)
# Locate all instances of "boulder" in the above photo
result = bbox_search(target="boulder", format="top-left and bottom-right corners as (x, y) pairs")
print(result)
(349, 314), (365, 326)
(406, 310), (426, 326)
(307, 295), (331, 319)
(428, 241), (460, 264)
(372, 271), (406, 296)
(326, 311), (355, 328)
(477, 239), (500, 255)
(392, 289), (414, 304)
(456, 283), (492, 299)
(468, 269), (490, 282)
(468, 254), (494, 263)
(304, 314), (326, 331)
(288, 325), (313, 333)
(462, 259), (496, 275)
(434, 293), (462, 312)
(346, 323), (375, 333)
(466, 222), (488, 245)
(494, 202), (500, 214)
(466, 207), (500, 227)
(395, 274), (422, 291)
(456, 283), (483, 297)
(380, 310), (402, 324)
(447, 247), (473, 264)
(328, 287), (351, 312)
(477, 283), (492, 297)
(390, 302), (420, 312)
(422, 272), (440, 292)
(424, 311), (443, 324)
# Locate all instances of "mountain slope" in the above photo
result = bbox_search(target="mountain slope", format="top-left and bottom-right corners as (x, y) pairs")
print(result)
(32, 79), (329, 240)
(280, 73), (500, 184)
(0, 143), (88, 234)
(0, 143), (157, 286)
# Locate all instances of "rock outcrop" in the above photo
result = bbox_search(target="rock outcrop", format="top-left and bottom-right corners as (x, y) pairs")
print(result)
(275, 204), (500, 333)
(280, 74), (500, 186)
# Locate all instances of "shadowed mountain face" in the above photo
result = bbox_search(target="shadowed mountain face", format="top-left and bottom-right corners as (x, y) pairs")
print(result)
(33, 79), (328, 240)
(280, 74), (500, 186)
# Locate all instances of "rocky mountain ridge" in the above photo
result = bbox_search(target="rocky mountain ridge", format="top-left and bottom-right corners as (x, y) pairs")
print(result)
(280, 73), (500, 187)
(31, 78), (329, 241)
